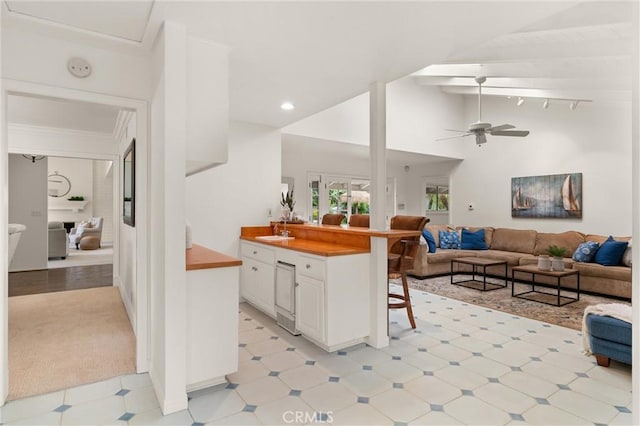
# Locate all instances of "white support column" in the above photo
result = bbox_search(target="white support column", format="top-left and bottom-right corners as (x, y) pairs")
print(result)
(631, 2), (639, 424)
(367, 81), (389, 349)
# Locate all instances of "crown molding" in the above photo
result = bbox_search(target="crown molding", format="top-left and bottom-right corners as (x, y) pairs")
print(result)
(8, 122), (115, 143)
(112, 110), (135, 142)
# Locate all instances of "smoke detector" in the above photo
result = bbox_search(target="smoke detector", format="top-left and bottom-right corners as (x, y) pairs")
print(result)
(67, 57), (92, 78)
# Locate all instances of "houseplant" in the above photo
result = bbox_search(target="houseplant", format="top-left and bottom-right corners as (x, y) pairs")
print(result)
(280, 187), (295, 220)
(546, 245), (568, 271)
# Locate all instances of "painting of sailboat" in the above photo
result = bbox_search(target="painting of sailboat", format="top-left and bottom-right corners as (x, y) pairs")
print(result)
(511, 173), (582, 218)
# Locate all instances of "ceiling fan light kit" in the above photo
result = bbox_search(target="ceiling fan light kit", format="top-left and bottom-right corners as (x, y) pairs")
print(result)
(436, 76), (530, 146)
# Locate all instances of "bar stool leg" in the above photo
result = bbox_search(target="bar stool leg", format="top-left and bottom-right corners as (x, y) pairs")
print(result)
(401, 272), (416, 329)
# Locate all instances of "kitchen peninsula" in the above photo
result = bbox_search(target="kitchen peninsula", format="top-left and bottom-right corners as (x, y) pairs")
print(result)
(239, 223), (420, 351)
(185, 244), (242, 391)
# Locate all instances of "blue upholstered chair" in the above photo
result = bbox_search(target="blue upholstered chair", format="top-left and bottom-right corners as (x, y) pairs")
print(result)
(586, 314), (632, 367)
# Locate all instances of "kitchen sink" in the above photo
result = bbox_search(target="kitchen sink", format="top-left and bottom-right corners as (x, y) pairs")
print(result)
(255, 235), (295, 241)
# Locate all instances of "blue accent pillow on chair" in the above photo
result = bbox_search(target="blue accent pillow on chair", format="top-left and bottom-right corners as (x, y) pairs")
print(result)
(572, 241), (600, 262)
(594, 236), (628, 266)
(422, 229), (437, 253)
(460, 228), (488, 250)
(438, 230), (460, 249)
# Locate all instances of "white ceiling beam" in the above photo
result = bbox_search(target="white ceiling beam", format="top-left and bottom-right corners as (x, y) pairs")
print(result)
(450, 39), (632, 63)
(441, 86), (630, 103)
(414, 76), (629, 91)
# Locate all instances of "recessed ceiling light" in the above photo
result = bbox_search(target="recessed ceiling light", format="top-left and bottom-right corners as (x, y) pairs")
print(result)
(281, 102), (295, 110)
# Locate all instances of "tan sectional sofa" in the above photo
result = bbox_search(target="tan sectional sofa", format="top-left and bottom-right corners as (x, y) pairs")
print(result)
(410, 224), (631, 300)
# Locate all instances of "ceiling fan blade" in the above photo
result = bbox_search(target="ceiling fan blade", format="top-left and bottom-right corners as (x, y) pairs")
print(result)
(491, 130), (530, 137)
(435, 133), (472, 141)
(444, 128), (469, 133)
(487, 124), (515, 132)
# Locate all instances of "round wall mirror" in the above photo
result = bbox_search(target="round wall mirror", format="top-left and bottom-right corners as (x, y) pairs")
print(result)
(48, 171), (71, 198)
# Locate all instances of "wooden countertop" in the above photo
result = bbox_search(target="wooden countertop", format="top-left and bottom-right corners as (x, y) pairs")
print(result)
(240, 236), (370, 257)
(240, 223), (421, 257)
(186, 244), (242, 271)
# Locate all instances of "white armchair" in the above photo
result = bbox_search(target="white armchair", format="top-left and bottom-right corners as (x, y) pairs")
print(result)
(69, 217), (103, 249)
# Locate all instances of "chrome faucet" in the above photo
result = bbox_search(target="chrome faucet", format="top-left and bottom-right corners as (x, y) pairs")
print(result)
(281, 219), (289, 237)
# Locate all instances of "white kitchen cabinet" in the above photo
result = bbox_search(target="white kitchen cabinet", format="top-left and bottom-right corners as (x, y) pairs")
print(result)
(239, 239), (370, 352)
(296, 252), (370, 351)
(295, 274), (325, 343)
(240, 242), (276, 317)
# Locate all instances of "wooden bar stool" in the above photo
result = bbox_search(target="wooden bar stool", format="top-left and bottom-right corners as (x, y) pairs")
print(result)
(348, 214), (370, 228)
(388, 215), (428, 329)
(321, 213), (345, 225)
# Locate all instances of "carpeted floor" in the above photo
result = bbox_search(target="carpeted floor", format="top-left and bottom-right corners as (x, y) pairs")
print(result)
(8, 286), (135, 400)
(402, 275), (630, 331)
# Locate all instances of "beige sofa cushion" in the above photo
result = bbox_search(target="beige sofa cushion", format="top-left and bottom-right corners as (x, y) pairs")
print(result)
(474, 250), (527, 266)
(585, 234), (632, 244)
(533, 231), (585, 256)
(427, 249), (478, 264)
(490, 228), (537, 254)
(457, 226), (495, 247)
(424, 224), (454, 248)
(573, 262), (631, 281)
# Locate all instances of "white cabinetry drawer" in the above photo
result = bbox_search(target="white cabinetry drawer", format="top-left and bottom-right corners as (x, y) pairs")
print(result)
(241, 242), (275, 264)
(298, 255), (325, 281)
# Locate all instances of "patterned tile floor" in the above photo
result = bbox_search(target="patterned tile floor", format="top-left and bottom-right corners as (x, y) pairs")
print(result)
(1, 285), (633, 425)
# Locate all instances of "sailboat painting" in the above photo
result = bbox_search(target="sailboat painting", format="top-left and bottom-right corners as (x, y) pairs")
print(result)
(511, 173), (582, 218)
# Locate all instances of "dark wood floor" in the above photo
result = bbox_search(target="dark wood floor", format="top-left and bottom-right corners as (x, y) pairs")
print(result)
(8, 264), (113, 297)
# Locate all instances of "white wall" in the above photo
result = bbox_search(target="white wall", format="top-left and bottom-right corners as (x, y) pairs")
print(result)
(8, 154), (47, 271)
(47, 157), (93, 224)
(451, 96), (632, 235)
(187, 122), (281, 255)
(148, 21), (188, 415)
(283, 77), (467, 159)
(119, 116), (136, 326)
(92, 160), (114, 244)
(2, 26), (151, 100)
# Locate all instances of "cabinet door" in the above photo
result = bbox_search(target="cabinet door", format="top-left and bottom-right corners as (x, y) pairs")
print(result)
(241, 258), (275, 317)
(295, 275), (325, 343)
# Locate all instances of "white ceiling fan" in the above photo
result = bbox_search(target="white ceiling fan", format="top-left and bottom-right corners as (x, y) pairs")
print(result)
(437, 76), (529, 146)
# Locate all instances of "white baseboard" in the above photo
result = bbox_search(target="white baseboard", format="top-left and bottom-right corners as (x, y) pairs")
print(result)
(115, 275), (136, 331)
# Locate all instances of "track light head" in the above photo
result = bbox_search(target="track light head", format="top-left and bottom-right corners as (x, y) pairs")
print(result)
(542, 99), (549, 109)
(516, 97), (524, 107)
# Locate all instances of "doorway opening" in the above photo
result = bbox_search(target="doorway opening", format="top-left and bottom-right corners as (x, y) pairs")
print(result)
(2, 82), (148, 403)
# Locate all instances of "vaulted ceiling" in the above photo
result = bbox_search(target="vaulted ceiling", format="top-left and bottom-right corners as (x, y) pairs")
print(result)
(412, 2), (632, 107)
(3, 1), (605, 130)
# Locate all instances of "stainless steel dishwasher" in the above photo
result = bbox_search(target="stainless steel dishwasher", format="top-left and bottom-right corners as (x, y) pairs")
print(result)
(275, 261), (300, 335)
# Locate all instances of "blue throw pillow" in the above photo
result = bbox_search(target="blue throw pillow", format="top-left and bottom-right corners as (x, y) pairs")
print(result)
(422, 229), (437, 253)
(439, 230), (460, 250)
(594, 236), (628, 266)
(572, 241), (600, 263)
(460, 228), (488, 250)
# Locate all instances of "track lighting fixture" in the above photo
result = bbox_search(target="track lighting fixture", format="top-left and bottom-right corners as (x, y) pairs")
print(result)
(542, 99), (549, 109)
(516, 97), (524, 107)
(569, 101), (578, 110)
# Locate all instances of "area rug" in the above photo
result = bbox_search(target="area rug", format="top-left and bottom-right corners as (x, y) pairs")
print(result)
(8, 286), (135, 400)
(400, 275), (630, 331)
